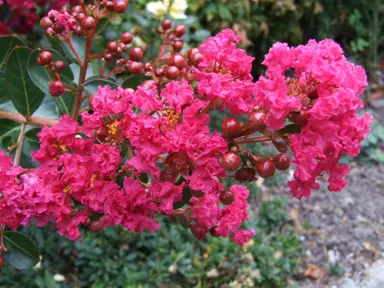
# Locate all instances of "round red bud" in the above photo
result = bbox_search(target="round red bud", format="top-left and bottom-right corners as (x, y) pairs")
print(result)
(82, 16), (96, 31)
(104, 52), (113, 62)
(141, 80), (156, 90)
(54, 60), (66, 71)
(0, 256), (3, 267)
(165, 65), (180, 79)
(107, 41), (119, 52)
(155, 67), (164, 77)
(120, 32), (133, 44)
(114, 0), (128, 13)
(235, 168), (255, 182)
(221, 118), (240, 137)
(191, 53), (203, 66)
(76, 13), (86, 22)
(39, 51), (53, 66)
(221, 152), (241, 172)
(273, 154), (291, 171)
(255, 160), (276, 178)
(248, 111), (266, 131)
(40, 16), (53, 29)
(174, 24), (186, 37)
(129, 47), (143, 61)
(71, 5), (82, 14)
(162, 19), (172, 30)
(168, 54), (186, 69)
(49, 81), (65, 97)
(220, 190), (235, 205)
(144, 62), (152, 71)
(90, 220), (102, 234)
(127, 61), (143, 74)
(173, 41), (183, 52)
(187, 48), (199, 59)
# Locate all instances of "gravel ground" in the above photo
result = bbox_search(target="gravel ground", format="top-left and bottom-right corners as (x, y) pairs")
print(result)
(264, 163), (384, 287)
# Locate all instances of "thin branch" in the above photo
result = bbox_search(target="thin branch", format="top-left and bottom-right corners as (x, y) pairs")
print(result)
(13, 123), (26, 166)
(235, 136), (271, 144)
(0, 110), (59, 127)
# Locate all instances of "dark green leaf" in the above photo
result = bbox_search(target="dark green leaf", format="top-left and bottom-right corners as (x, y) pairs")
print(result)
(173, 187), (192, 209)
(0, 35), (25, 70)
(53, 93), (75, 116)
(278, 124), (302, 135)
(175, 213), (189, 229)
(5, 47), (45, 117)
(28, 48), (74, 96)
(0, 119), (21, 152)
(193, 29), (211, 41)
(61, 36), (86, 64)
(122, 74), (150, 89)
(3, 231), (40, 270)
(96, 18), (110, 35)
(0, 36), (25, 104)
(83, 75), (119, 95)
(20, 128), (41, 168)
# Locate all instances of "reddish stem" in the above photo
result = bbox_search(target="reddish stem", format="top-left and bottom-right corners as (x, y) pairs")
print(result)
(72, 34), (93, 119)
(89, 52), (105, 59)
(235, 136), (271, 144)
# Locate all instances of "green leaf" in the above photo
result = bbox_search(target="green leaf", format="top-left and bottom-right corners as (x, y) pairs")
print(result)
(28, 48), (74, 96)
(193, 29), (211, 41)
(83, 76), (119, 95)
(54, 93), (75, 116)
(61, 36), (86, 64)
(0, 35), (25, 70)
(20, 128), (41, 168)
(96, 18), (110, 35)
(0, 119), (21, 152)
(3, 231), (40, 270)
(175, 213), (189, 229)
(278, 124), (302, 135)
(122, 74), (150, 89)
(5, 47), (45, 117)
(0, 36), (25, 104)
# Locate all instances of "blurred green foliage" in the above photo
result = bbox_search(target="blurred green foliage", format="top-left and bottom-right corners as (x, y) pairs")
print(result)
(188, 0), (384, 75)
(0, 197), (301, 288)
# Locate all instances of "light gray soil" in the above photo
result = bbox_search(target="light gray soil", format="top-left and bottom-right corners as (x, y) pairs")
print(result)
(264, 163), (384, 287)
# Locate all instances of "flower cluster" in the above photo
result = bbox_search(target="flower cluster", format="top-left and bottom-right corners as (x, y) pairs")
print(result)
(0, 0), (74, 35)
(254, 40), (371, 198)
(0, 11), (371, 246)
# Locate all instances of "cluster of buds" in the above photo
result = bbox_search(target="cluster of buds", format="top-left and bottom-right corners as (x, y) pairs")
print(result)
(40, 0), (128, 37)
(36, 50), (68, 97)
(100, 0), (129, 13)
(220, 110), (292, 185)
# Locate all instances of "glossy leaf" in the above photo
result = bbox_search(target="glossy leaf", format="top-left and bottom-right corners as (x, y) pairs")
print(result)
(21, 128), (41, 168)
(0, 36), (25, 104)
(5, 47), (45, 117)
(0, 119), (20, 153)
(61, 36), (86, 64)
(278, 124), (302, 135)
(83, 75), (119, 95)
(122, 74), (150, 89)
(3, 231), (40, 270)
(96, 18), (110, 35)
